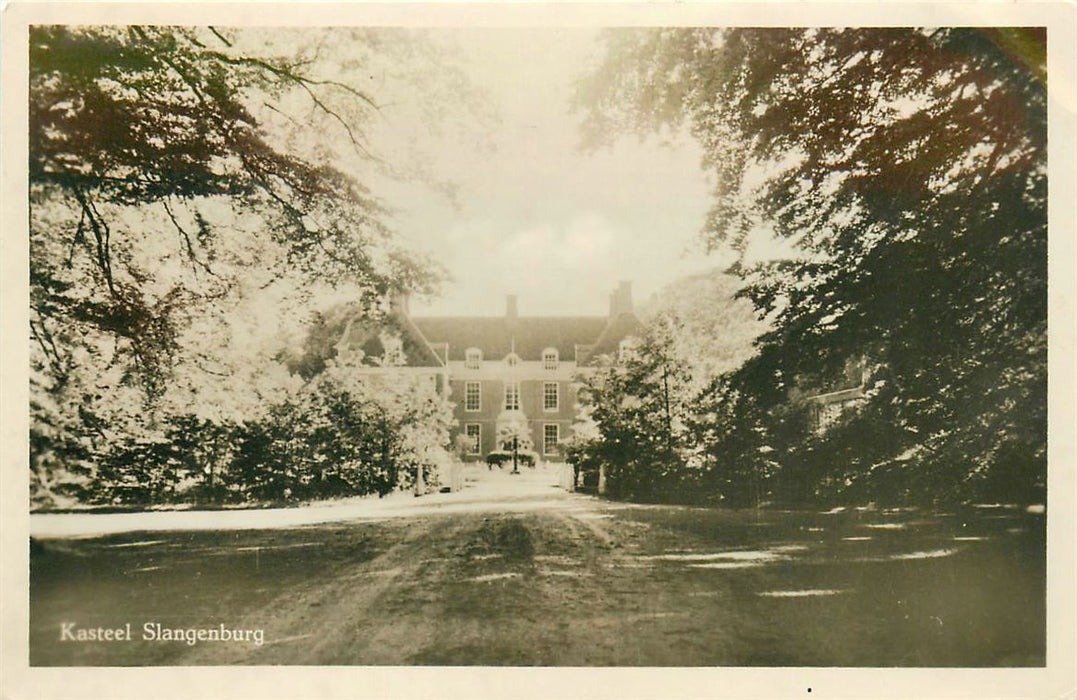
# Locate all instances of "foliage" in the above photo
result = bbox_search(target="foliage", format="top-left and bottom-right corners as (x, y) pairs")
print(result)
(94, 414), (235, 504)
(570, 270), (763, 503)
(495, 412), (533, 452)
(578, 28), (1046, 505)
(30, 25), (434, 382)
(28, 26), (466, 506)
(452, 433), (475, 460)
(72, 347), (454, 507)
(485, 451), (537, 469)
(641, 270), (769, 396)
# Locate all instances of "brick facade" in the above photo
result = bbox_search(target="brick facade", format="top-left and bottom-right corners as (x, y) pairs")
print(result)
(410, 282), (639, 462)
(335, 283), (639, 462)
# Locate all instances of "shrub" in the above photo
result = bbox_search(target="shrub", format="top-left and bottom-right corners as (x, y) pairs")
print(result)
(485, 450), (536, 469)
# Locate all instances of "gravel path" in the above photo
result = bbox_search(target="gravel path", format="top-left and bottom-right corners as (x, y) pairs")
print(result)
(30, 467), (1046, 666)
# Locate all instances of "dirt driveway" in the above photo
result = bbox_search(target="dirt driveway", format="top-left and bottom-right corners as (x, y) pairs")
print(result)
(30, 465), (1045, 666)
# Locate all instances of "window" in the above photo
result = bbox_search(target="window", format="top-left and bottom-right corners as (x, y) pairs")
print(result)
(505, 353), (519, 367)
(465, 381), (481, 412)
(543, 348), (559, 370)
(504, 381), (520, 411)
(465, 424), (481, 455)
(543, 382), (559, 412)
(543, 424), (560, 455)
(618, 338), (637, 361)
(465, 348), (482, 370)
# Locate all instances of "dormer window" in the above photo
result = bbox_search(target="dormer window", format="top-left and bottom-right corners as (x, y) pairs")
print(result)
(465, 348), (482, 370)
(542, 348), (559, 370)
(505, 353), (519, 368)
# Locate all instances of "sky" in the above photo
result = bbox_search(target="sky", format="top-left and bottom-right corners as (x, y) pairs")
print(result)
(360, 28), (729, 318)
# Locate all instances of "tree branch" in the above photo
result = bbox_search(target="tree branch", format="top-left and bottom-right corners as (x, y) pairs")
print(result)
(73, 190), (117, 297)
(66, 207), (87, 269)
(207, 26), (233, 48)
(30, 316), (68, 385)
(162, 198), (217, 277)
(203, 49), (382, 162)
(206, 50), (381, 111)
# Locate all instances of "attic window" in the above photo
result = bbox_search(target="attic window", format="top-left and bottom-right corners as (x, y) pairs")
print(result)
(505, 353), (519, 367)
(543, 348), (559, 370)
(465, 348), (482, 369)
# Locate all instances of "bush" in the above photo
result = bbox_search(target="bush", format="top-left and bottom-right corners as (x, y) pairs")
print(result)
(55, 364), (453, 508)
(485, 450), (537, 469)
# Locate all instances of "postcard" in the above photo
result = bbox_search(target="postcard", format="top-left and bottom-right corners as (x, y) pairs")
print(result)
(2, 2), (1075, 699)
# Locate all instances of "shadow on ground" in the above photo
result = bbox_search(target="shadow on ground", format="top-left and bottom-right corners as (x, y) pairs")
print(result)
(30, 466), (1045, 667)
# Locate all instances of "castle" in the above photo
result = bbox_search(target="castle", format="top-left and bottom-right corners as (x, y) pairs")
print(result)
(335, 282), (640, 462)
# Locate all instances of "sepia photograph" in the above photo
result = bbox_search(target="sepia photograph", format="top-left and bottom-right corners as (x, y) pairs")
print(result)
(3, 3), (1076, 698)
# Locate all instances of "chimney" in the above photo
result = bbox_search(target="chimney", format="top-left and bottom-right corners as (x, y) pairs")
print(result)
(609, 280), (633, 319)
(506, 294), (518, 320)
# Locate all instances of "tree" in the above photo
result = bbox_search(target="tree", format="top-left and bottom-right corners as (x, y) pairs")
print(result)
(495, 411), (533, 472)
(580, 331), (691, 500)
(30, 26), (433, 375)
(28, 26), (460, 505)
(299, 346), (455, 498)
(85, 341), (456, 506)
(578, 28), (1047, 505)
(572, 270), (764, 502)
(643, 270), (768, 397)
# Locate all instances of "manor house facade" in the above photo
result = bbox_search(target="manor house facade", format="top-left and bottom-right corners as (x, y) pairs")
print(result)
(339, 282), (640, 462)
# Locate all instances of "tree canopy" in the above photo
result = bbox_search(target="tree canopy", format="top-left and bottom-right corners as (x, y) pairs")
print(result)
(28, 26), (460, 505)
(576, 28), (1047, 505)
(30, 26), (442, 389)
(573, 270), (765, 503)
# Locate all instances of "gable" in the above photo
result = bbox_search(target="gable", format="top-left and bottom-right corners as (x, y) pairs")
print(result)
(337, 310), (445, 368)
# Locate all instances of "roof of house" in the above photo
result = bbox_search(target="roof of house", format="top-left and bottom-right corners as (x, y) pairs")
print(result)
(581, 312), (643, 364)
(337, 310), (445, 368)
(411, 316), (620, 362)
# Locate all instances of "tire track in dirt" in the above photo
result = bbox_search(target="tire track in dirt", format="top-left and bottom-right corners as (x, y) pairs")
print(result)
(176, 516), (467, 664)
(542, 506), (747, 665)
(404, 510), (605, 665)
(174, 496), (741, 665)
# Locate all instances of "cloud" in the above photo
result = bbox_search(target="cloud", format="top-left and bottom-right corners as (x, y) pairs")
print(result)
(557, 212), (616, 270)
(371, 29), (721, 317)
